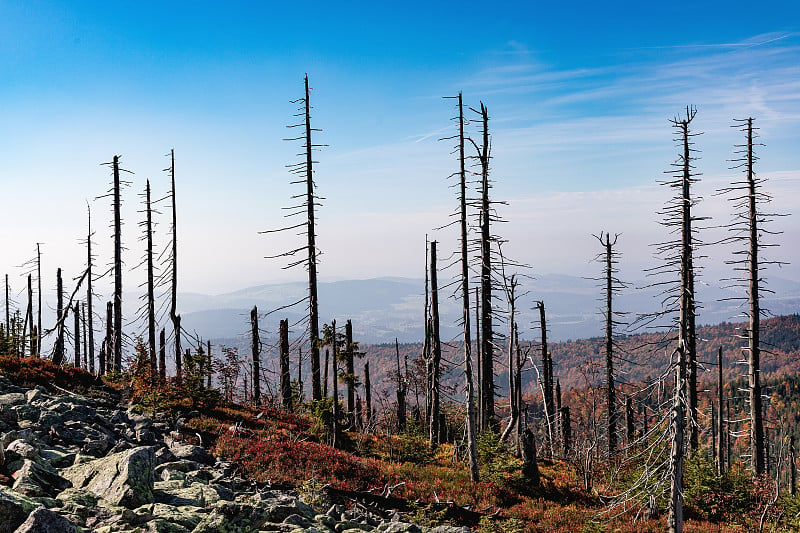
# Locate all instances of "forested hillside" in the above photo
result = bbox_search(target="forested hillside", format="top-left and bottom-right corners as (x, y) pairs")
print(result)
(355, 314), (800, 403)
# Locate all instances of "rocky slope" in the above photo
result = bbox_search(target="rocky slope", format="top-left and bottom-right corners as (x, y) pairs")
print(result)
(0, 376), (468, 533)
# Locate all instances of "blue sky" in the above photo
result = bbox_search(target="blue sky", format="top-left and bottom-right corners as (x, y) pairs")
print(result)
(1, 1), (799, 301)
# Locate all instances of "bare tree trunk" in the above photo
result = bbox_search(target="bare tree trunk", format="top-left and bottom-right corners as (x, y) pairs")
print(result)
(602, 234), (617, 456)
(561, 406), (571, 457)
(536, 301), (554, 455)
(145, 180), (157, 384)
(37, 244), (42, 356)
(86, 208), (94, 370)
(101, 302), (111, 375)
(331, 319), (339, 448)
(726, 398), (732, 468)
(112, 156), (123, 373)
(206, 340), (212, 389)
(364, 361), (372, 427)
(302, 75), (322, 403)
(54, 269), (65, 365)
(250, 306), (261, 405)
(790, 435), (796, 497)
(478, 104), (495, 430)
(345, 319), (355, 416)
(168, 149), (182, 388)
(669, 108), (698, 533)
(4, 274), (9, 340)
(668, 360), (686, 533)
(429, 240), (441, 446)
(82, 302), (88, 371)
(27, 275), (34, 357)
(280, 319), (292, 410)
(521, 428), (540, 487)
(475, 285), (481, 428)
(745, 118), (764, 474)
(174, 315), (182, 385)
(717, 346), (725, 475)
(396, 338), (407, 433)
(74, 302), (81, 369)
(453, 92), (479, 481)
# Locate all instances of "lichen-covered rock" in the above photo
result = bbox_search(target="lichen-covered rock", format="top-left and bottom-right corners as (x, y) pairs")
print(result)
(168, 444), (215, 466)
(376, 523), (423, 533)
(0, 487), (37, 533)
(146, 503), (205, 530)
(6, 439), (39, 461)
(61, 446), (154, 508)
(12, 459), (72, 498)
(13, 506), (77, 533)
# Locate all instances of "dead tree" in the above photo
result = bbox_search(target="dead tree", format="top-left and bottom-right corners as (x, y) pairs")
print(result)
(111, 156), (123, 372)
(85, 208), (95, 372)
(342, 319), (363, 419)
(262, 75), (324, 401)
(144, 180), (157, 383)
(4, 275), (9, 344)
(250, 306), (261, 405)
(561, 406), (572, 457)
(429, 240), (442, 446)
(718, 117), (786, 475)
(174, 316), (182, 384)
(535, 301), (555, 453)
(331, 319), (340, 448)
(36, 244), (42, 356)
(102, 302), (112, 374)
(396, 338), (408, 433)
(521, 428), (540, 487)
(280, 318), (292, 410)
(626, 396), (635, 445)
(165, 149), (182, 386)
(54, 269), (65, 365)
(668, 107), (701, 533)
(444, 92), (480, 480)
(717, 347), (725, 475)
(364, 361), (372, 428)
(50, 267), (89, 366)
(791, 435), (796, 496)
(73, 302), (81, 369)
(593, 232), (627, 457)
(26, 275), (34, 357)
(82, 302), (88, 371)
(475, 103), (496, 430)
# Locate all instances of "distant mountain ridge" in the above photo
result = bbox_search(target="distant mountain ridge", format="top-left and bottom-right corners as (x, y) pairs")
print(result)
(175, 275), (800, 344)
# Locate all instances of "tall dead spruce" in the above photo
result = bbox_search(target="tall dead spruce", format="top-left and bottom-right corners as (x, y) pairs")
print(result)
(443, 92), (480, 481)
(263, 74), (325, 401)
(664, 107), (702, 533)
(718, 117), (785, 474)
(592, 232), (627, 457)
(471, 102), (499, 431)
(165, 150), (182, 385)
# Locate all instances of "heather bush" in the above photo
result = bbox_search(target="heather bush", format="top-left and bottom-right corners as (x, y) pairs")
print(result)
(0, 354), (96, 392)
(214, 432), (384, 491)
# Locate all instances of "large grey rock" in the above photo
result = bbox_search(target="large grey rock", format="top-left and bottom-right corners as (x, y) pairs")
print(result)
(61, 446), (154, 508)
(0, 487), (37, 533)
(13, 506), (76, 533)
(5, 440), (38, 462)
(168, 444), (215, 466)
(12, 460), (72, 498)
(0, 393), (27, 408)
(146, 503), (205, 530)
